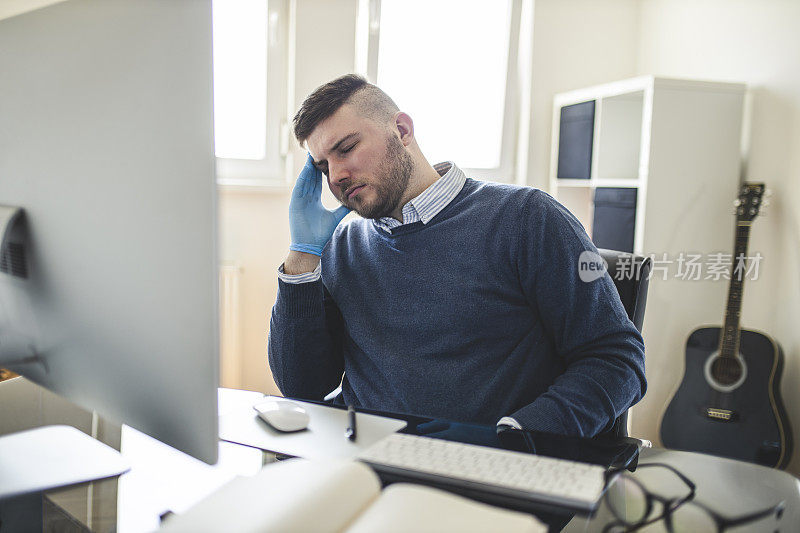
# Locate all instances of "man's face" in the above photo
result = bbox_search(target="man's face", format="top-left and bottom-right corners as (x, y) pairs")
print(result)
(306, 104), (415, 219)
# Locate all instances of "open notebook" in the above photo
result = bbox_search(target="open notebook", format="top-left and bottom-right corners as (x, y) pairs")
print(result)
(158, 458), (545, 533)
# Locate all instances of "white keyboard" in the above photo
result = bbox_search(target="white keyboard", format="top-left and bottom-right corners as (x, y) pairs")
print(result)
(357, 433), (606, 513)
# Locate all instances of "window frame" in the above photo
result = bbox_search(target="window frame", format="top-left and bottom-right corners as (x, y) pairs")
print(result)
(358, 0), (525, 183)
(214, 0), (290, 190)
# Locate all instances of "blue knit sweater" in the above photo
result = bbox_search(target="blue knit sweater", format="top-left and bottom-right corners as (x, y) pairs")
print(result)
(268, 179), (646, 437)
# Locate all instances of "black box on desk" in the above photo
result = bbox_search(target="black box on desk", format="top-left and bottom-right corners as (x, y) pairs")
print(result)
(592, 187), (637, 253)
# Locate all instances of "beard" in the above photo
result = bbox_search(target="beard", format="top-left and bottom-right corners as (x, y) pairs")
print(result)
(346, 133), (415, 219)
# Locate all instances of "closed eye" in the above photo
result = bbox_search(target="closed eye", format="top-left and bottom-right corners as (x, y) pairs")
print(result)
(340, 142), (357, 154)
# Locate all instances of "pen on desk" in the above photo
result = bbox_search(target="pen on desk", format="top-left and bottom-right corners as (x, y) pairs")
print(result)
(346, 405), (357, 442)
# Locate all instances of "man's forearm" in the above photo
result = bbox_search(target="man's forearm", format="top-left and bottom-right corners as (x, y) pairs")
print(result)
(268, 278), (345, 399)
(284, 250), (321, 275)
(508, 343), (645, 437)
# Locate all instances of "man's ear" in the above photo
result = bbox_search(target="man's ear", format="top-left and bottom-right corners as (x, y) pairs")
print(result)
(394, 112), (414, 146)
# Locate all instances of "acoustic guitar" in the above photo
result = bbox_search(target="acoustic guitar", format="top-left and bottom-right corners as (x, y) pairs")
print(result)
(660, 183), (792, 469)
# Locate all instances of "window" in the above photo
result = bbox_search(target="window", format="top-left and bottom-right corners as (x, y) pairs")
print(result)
(212, 0), (288, 188)
(361, 0), (525, 182)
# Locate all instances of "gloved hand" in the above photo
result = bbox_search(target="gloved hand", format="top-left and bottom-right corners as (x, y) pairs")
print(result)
(289, 153), (351, 256)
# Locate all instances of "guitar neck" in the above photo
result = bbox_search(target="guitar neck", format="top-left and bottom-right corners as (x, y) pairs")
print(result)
(720, 222), (751, 358)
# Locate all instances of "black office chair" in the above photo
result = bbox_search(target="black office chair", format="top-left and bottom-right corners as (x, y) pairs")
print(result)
(597, 248), (652, 438)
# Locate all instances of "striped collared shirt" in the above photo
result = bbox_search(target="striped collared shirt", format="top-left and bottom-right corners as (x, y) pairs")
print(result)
(279, 161), (466, 284)
(372, 161), (466, 232)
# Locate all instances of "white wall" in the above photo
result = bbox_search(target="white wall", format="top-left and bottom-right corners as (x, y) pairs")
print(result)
(632, 0), (800, 474)
(0, 0), (66, 19)
(218, 191), (288, 394)
(526, 0), (641, 189)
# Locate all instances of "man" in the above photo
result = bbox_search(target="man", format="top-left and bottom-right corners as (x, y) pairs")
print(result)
(268, 74), (646, 437)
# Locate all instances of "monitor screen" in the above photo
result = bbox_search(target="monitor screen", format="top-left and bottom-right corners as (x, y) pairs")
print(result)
(0, 0), (219, 464)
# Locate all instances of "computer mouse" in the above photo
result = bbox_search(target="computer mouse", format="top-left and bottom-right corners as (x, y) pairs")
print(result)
(253, 399), (310, 432)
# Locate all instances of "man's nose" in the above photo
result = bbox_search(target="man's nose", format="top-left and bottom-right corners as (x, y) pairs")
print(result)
(328, 163), (351, 188)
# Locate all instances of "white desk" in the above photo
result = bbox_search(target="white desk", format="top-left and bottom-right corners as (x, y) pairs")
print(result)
(2, 379), (798, 532)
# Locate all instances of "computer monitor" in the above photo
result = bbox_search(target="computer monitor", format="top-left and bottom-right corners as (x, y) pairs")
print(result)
(0, 0), (219, 464)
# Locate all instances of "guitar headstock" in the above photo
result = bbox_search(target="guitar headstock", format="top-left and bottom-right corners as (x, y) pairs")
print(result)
(734, 182), (767, 222)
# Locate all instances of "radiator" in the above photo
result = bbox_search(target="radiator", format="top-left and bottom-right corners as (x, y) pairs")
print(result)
(219, 263), (242, 389)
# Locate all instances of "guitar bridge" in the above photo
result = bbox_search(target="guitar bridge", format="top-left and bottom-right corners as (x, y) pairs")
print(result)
(706, 408), (736, 422)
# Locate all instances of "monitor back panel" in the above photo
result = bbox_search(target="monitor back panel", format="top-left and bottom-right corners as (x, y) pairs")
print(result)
(0, 0), (219, 464)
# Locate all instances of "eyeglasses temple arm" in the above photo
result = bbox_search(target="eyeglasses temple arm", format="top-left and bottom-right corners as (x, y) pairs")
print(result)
(722, 501), (785, 528)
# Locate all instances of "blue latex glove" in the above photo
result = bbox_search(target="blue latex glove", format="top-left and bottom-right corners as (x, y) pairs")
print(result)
(289, 154), (351, 256)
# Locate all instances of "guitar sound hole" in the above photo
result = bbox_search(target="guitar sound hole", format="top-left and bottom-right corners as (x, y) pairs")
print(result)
(711, 358), (744, 386)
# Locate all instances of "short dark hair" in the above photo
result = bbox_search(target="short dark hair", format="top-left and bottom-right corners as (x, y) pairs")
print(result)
(292, 74), (399, 145)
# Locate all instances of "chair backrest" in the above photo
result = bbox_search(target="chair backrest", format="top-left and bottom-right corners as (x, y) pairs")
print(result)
(599, 249), (652, 332)
(597, 249), (652, 438)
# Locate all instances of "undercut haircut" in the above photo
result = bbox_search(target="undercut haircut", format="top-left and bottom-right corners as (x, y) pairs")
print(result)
(292, 74), (400, 145)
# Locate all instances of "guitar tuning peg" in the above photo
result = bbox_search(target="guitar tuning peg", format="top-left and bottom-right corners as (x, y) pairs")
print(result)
(762, 199), (770, 207)
(733, 199), (742, 207)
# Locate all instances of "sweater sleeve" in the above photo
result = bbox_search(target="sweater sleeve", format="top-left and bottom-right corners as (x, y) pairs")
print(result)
(509, 191), (647, 437)
(267, 277), (345, 400)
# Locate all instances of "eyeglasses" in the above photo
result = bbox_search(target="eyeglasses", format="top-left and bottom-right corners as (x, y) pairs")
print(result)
(601, 463), (785, 533)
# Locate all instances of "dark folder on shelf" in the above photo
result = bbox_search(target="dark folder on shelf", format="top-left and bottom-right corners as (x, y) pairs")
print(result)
(556, 100), (595, 179)
(592, 187), (637, 253)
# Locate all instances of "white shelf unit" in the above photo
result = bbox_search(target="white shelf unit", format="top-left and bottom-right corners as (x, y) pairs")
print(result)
(548, 76), (745, 256)
(549, 76), (747, 440)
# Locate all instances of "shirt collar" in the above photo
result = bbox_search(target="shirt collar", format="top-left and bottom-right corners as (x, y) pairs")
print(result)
(374, 162), (466, 231)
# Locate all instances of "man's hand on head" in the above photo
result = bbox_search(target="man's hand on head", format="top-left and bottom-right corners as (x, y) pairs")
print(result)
(288, 153), (351, 259)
